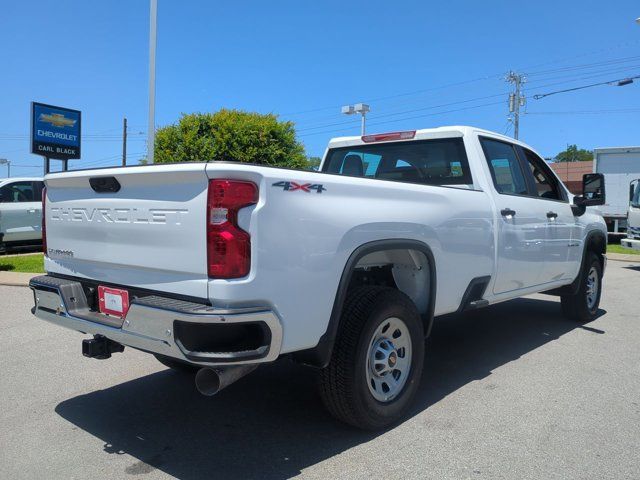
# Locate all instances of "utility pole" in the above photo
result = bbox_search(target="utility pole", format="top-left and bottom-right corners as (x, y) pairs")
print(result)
(506, 71), (526, 139)
(122, 117), (128, 166)
(0, 158), (10, 178)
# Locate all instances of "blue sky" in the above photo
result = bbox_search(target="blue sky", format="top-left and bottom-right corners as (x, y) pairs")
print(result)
(1, 0), (639, 178)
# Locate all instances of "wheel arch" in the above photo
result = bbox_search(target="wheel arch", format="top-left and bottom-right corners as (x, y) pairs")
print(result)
(544, 229), (607, 297)
(293, 239), (436, 368)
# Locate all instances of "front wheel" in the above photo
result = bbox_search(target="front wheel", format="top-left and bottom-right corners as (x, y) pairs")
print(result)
(561, 252), (603, 322)
(319, 286), (425, 430)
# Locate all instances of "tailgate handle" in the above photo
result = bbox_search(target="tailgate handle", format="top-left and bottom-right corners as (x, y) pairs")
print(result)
(89, 176), (121, 193)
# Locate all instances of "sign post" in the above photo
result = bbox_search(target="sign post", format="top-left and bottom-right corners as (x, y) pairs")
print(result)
(31, 102), (81, 174)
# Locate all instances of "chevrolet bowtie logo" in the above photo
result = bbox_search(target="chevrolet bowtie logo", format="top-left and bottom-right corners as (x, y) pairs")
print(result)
(39, 113), (76, 128)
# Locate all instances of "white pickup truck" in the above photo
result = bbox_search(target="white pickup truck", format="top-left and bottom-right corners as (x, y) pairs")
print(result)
(30, 126), (607, 430)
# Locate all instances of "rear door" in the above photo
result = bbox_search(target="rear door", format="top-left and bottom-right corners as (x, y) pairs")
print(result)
(480, 137), (547, 294)
(0, 181), (42, 242)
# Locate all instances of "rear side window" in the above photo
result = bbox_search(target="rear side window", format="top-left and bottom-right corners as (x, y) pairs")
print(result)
(480, 138), (528, 195)
(323, 138), (472, 187)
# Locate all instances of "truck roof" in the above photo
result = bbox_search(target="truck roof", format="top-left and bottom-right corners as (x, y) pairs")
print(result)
(0, 177), (43, 184)
(327, 125), (524, 149)
(593, 146), (640, 154)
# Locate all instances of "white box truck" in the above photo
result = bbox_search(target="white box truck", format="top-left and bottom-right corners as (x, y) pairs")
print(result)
(593, 146), (640, 234)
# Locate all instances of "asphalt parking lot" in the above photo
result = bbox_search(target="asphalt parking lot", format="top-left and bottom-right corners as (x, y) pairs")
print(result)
(1, 260), (639, 480)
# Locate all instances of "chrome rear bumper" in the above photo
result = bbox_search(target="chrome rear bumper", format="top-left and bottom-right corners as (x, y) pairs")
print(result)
(29, 275), (282, 366)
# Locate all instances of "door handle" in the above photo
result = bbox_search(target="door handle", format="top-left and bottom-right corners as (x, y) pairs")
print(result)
(500, 208), (516, 217)
(546, 211), (558, 220)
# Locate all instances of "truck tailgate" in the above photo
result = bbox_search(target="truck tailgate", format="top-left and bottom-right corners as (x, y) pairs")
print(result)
(44, 164), (209, 298)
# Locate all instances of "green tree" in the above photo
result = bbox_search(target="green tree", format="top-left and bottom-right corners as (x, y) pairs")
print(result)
(306, 156), (322, 170)
(153, 109), (307, 168)
(555, 144), (593, 163)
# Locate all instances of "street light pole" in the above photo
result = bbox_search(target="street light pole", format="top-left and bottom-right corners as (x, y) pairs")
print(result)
(147, 0), (158, 164)
(341, 103), (371, 136)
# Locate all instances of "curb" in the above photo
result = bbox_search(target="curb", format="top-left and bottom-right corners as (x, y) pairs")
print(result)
(607, 253), (640, 263)
(0, 272), (39, 287)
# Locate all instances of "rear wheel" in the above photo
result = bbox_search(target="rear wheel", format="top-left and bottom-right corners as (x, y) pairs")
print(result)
(319, 286), (425, 430)
(154, 354), (199, 373)
(561, 252), (602, 322)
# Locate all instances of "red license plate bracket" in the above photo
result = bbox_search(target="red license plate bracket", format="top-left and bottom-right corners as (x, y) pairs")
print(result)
(98, 286), (130, 318)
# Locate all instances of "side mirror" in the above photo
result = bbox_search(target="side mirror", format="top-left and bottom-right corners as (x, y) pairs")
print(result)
(631, 179), (640, 207)
(571, 173), (605, 216)
(581, 173), (605, 206)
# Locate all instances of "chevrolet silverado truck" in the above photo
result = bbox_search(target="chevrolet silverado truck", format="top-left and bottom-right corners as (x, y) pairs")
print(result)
(30, 126), (607, 430)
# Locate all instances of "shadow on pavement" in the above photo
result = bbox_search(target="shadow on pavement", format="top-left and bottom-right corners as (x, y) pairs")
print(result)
(55, 297), (603, 479)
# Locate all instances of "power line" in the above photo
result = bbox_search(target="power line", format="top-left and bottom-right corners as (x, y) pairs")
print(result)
(296, 92), (509, 133)
(298, 100), (504, 138)
(525, 55), (640, 77)
(532, 75), (640, 100)
(283, 47), (640, 119)
(525, 108), (640, 115)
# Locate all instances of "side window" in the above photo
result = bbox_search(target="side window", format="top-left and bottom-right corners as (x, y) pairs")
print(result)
(480, 138), (528, 195)
(0, 181), (36, 203)
(522, 149), (562, 201)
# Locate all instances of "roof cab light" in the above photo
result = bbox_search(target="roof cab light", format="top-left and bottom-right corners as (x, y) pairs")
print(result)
(207, 180), (258, 279)
(361, 130), (416, 143)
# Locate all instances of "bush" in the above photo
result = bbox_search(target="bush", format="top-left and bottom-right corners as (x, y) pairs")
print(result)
(154, 109), (307, 168)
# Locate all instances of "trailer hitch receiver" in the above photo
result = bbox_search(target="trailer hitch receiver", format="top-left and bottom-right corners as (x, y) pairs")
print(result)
(82, 335), (125, 359)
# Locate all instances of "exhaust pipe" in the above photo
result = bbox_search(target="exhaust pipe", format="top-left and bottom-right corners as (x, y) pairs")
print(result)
(195, 365), (257, 396)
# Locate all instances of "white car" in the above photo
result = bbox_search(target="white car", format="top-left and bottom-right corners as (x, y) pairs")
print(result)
(29, 126), (607, 429)
(0, 177), (44, 252)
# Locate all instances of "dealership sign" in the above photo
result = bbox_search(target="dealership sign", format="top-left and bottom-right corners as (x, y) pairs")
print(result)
(31, 102), (81, 159)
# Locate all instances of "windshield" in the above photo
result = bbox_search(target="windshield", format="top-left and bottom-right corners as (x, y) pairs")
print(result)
(322, 138), (473, 187)
(632, 181), (640, 208)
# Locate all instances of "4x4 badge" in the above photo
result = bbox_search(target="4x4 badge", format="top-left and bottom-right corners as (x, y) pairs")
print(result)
(272, 181), (326, 194)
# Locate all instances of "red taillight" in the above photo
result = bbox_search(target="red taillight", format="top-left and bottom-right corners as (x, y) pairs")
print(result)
(361, 130), (416, 143)
(42, 186), (47, 256)
(207, 180), (258, 279)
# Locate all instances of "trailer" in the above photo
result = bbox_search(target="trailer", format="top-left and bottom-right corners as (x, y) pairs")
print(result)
(593, 146), (640, 235)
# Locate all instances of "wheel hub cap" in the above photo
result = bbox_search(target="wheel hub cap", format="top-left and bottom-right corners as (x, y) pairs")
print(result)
(366, 317), (412, 403)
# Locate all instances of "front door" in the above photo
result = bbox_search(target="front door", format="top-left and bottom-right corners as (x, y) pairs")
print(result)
(519, 147), (578, 283)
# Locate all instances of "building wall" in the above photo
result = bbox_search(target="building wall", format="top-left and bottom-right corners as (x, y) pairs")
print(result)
(550, 161), (593, 195)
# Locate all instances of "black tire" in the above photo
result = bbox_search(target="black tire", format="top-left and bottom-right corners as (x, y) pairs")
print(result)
(561, 252), (603, 323)
(319, 286), (425, 430)
(154, 354), (199, 373)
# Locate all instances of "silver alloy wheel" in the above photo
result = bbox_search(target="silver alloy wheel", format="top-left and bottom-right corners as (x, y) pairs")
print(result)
(586, 266), (599, 310)
(366, 317), (412, 403)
